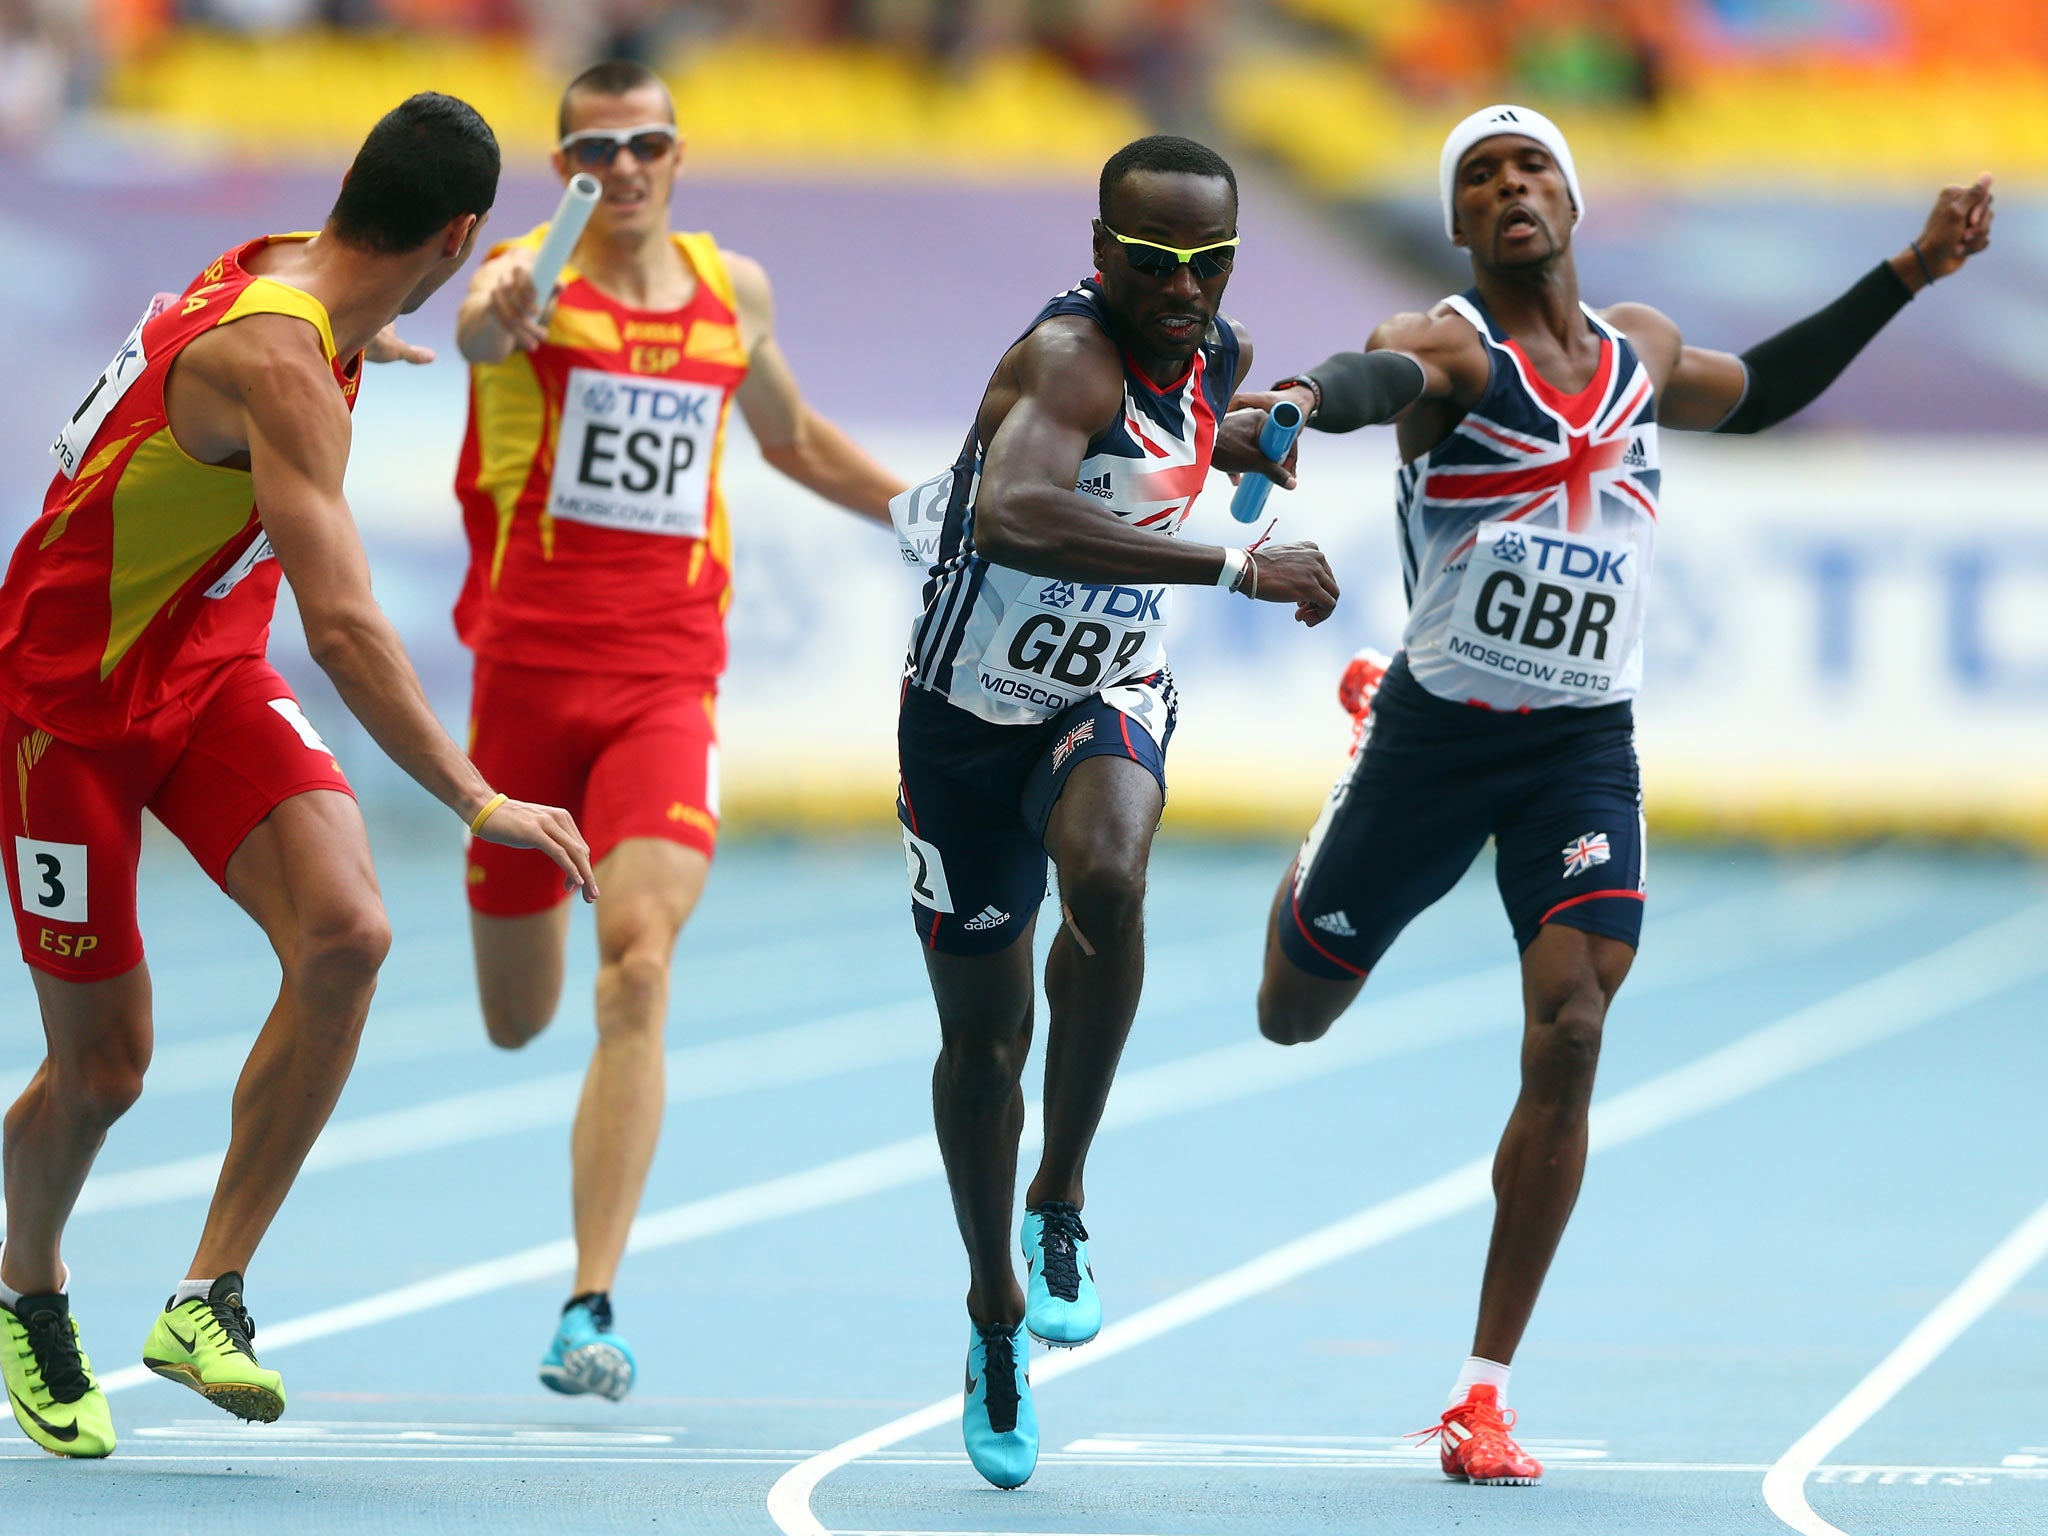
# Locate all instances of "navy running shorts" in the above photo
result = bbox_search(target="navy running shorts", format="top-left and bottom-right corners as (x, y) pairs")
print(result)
(897, 672), (1175, 956)
(1279, 652), (1645, 981)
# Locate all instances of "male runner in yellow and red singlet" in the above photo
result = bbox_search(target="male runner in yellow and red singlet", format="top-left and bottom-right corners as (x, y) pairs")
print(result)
(0, 94), (598, 1459)
(450, 60), (903, 1398)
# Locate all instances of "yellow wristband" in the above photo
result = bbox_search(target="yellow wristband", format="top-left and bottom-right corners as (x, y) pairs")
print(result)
(468, 792), (509, 835)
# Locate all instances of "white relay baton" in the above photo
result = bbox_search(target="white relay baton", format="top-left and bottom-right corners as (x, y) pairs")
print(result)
(524, 173), (602, 323)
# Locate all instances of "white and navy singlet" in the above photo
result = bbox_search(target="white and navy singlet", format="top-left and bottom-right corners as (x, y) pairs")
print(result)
(1397, 288), (1661, 711)
(894, 277), (1239, 726)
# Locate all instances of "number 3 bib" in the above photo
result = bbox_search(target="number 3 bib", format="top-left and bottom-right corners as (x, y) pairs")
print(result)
(1444, 521), (1642, 697)
(549, 367), (721, 537)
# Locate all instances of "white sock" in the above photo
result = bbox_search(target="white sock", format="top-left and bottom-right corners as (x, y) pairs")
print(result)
(172, 1277), (215, 1307)
(1448, 1355), (1511, 1408)
(0, 1248), (69, 1310)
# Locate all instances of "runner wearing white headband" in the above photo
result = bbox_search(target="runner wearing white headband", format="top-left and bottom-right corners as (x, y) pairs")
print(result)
(1237, 104), (1995, 1488)
(1439, 103), (1583, 240)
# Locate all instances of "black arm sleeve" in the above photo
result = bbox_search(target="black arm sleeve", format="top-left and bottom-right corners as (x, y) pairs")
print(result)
(1296, 350), (1428, 434)
(1714, 262), (1913, 435)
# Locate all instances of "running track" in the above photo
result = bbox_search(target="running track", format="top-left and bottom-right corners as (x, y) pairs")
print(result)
(2, 830), (2043, 1535)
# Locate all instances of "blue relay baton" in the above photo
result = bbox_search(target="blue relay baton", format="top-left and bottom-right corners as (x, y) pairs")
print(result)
(1229, 399), (1304, 523)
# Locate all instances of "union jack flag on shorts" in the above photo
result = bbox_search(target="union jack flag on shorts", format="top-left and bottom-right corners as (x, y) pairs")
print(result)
(1561, 832), (1611, 879)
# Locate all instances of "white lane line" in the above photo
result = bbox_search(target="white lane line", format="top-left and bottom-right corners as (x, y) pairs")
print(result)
(53, 921), (1241, 1218)
(765, 902), (2048, 1536)
(68, 1000), (933, 1216)
(52, 854), (1903, 1218)
(1761, 1192), (2048, 1535)
(0, 992), (474, 1107)
(0, 912), (916, 1105)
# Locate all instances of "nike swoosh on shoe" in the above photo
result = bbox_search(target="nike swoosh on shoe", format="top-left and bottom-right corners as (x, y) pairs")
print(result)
(11, 1389), (80, 1442)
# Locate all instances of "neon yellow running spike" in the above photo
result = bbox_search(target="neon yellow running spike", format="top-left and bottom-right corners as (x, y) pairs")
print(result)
(141, 1272), (284, 1423)
(2, 1293), (115, 1457)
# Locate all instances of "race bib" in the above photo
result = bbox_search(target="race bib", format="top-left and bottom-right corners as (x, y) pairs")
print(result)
(205, 532), (274, 599)
(51, 296), (164, 479)
(890, 467), (954, 571)
(548, 367), (720, 538)
(977, 578), (1170, 715)
(1444, 521), (1639, 697)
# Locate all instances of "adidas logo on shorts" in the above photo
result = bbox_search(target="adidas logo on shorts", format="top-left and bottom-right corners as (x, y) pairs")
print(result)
(962, 905), (1010, 932)
(1312, 910), (1357, 938)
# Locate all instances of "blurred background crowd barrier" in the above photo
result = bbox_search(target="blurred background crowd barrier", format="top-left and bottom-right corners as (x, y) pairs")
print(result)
(3, 0), (2044, 844)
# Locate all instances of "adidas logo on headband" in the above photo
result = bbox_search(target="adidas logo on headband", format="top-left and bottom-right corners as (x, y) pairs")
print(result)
(1438, 103), (1584, 242)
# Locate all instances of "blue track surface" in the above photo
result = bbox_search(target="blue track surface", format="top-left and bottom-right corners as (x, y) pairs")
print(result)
(2, 831), (2044, 1535)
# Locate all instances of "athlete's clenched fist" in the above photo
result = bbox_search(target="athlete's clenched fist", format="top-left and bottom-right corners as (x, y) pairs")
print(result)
(1243, 540), (1340, 627)
(1913, 174), (1994, 279)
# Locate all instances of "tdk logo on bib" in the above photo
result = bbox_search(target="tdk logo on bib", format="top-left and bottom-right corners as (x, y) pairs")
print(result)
(1445, 520), (1641, 695)
(980, 580), (1171, 707)
(581, 379), (711, 429)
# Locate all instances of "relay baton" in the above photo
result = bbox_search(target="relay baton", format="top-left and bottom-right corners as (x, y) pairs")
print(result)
(1229, 398), (1304, 523)
(524, 173), (602, 322)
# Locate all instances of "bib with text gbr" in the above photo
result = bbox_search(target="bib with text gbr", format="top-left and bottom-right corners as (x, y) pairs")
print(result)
(1444, 521), (1638, 696)
(1396, 289), (1660, 711)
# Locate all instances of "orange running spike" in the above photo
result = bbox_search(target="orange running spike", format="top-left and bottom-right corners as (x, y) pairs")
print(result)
(1411, 1384), (1544, 1486)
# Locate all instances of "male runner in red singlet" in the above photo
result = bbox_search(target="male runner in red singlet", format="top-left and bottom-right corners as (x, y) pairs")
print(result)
(0, 94), (597, 1458)
(1247, 104), (1993, 1485)
(450, 60), (903, 1399)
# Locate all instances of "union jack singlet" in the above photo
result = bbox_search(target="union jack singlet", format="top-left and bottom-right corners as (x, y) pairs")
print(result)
(1396, 288), (1660, 712)
(895, 278), (1236, 726)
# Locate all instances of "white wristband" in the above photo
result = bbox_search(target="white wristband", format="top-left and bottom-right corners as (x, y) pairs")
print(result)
(1216, 547), (1249, 590)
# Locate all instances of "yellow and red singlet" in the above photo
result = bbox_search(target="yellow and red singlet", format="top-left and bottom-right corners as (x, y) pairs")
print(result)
(0, 236), (361, 748)
(452, 227), (751, 677)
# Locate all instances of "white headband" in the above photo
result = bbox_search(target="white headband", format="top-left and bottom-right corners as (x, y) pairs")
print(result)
(1439, 103), (1583, 242)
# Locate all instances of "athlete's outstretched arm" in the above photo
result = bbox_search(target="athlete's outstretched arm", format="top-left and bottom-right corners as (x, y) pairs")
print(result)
(228, 319), (597, 897)
(975, 318), (1338, 624)
(1229, 350), (1428, 435)
(1625, 175), (1995, 433)
(726, 252), (905, 524)
(455, 245), (546, 364)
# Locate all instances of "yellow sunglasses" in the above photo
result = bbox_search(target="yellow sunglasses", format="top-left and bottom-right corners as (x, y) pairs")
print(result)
(1101, 224), (1241, 279)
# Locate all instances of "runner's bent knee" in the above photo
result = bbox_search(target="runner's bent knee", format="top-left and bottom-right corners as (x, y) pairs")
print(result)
(594, 945), (672, 1037)
(1056, 845), (1147, 947)
(287, 896), (391, 1001)
(1522, 994), (1605, 1107)
(937, 1022), (1032, 1101)
(1257, 983), (1341, 1046)
(47, 1031), (150, 1125)
(483, 1003), (550, 1052)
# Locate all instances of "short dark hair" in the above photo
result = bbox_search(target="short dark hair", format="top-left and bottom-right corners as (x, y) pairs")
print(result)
(1098, 134), (1238, 221)
(558, 60), (675, 139)
(329, 93), (499, 255)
